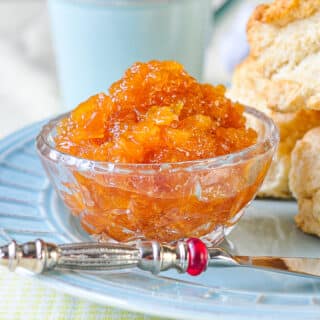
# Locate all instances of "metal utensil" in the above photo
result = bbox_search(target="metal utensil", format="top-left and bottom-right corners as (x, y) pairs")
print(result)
(1, 238), (319, 278)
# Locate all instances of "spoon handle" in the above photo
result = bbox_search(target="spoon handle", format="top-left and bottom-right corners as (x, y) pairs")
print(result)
(1, 238), (319, 279)
(0, 239), (190, 275)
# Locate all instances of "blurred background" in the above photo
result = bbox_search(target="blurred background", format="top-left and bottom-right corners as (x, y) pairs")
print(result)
(0, 0), (265, 139)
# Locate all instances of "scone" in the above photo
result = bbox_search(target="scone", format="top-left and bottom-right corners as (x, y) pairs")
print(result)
(290, 128), (320, 236)
(228, 0), (320, 113)
(228, 0), (320, 198)
(258, 109), (320, 198)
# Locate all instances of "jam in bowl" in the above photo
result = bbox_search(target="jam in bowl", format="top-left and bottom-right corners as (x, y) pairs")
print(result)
(36, 61), (279, 244)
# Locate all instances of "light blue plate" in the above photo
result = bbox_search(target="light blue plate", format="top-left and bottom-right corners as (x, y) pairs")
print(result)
(1, 122), (320, 319)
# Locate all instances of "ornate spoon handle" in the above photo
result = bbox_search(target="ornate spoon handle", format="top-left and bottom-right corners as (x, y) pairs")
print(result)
(1, 238), (320, 278)
(0, 238), (193, 275)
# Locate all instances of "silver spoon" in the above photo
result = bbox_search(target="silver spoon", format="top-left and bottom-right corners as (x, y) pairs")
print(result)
(1, 238), (319, 278)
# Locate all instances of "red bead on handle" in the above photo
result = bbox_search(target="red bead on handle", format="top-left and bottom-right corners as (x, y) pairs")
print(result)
(186, 238), (208, 276)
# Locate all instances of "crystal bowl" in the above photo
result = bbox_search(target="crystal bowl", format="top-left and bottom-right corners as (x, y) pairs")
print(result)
(36, 107), (279, 244)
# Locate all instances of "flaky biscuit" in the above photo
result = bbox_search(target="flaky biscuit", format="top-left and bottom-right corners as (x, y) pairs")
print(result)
(258, 109), (320, 197)
(228, 0), (320, 113)
(294, 195), (320, 237)
(290, 128), (320, 236)
(227, 0), (320, 198)
(290, 127), (320, 198)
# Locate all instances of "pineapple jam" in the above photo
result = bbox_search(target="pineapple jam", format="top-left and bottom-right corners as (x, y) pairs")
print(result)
(54, 61), (262, 242)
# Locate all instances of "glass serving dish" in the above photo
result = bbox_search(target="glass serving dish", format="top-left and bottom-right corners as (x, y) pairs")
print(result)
(36, 106), (278, 244)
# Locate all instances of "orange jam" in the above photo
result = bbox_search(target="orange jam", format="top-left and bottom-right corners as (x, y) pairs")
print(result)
(54, 60), (262, 242)
(56, 61), (257, 162)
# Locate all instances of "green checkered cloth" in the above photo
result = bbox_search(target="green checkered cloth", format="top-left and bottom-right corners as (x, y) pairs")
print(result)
(0, 269), (166, 319)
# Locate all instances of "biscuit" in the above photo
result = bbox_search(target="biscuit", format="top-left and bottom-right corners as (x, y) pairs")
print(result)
(228, 0), (320, 113)
(227, 0), (320, 198)
(289, 128), (320, 236)
(248, 107), (320, 198)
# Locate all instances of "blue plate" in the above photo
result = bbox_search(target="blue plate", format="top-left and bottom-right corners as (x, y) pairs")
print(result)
(1, 122), (320, 319)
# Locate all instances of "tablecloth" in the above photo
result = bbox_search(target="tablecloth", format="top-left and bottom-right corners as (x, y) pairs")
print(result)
(0, 270), (166, 320)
